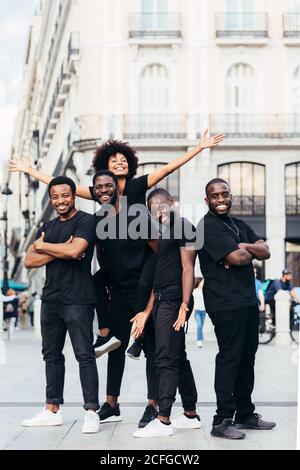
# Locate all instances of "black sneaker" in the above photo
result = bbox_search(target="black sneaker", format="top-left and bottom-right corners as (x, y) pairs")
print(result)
(235, 413), (276, 430)
(138, 405), (158, 428)
(211, 418), (246, 440)
(93, 334), (121, 358)
(126, 339), (143, 360)
(98, 402), (122, 423)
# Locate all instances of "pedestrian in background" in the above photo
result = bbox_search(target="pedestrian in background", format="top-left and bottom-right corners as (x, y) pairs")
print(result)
(193, 278), (206, 348)
(28, 292), (37, 327)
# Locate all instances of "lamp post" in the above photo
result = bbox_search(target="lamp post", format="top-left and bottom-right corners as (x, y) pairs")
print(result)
(1, 182), (13, 294)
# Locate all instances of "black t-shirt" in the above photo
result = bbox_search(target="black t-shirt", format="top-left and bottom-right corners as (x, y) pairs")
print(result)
(153, 217), (196, 291)
(198, 211), (260, 313)
(89, 174), (149, 206)
(95, 207), (158, 289)
(37, 211), (96, 305)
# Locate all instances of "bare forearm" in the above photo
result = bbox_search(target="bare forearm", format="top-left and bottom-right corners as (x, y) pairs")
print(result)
(245, 243), (270, 261)
(182, 267), (194, 305)
(27, 166), (53, 185)
(24, 248), (55, 269)
(148, 145), (203, 187)
(144, 290), (155, 316)
(39, 242), (82, 260)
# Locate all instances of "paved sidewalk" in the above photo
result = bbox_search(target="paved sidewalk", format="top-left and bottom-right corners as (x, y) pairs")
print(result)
(0, 320), (298, 450)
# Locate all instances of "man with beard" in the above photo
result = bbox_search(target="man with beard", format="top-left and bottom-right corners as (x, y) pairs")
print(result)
(198, 178), (276, 439)
(93, 170), (159, 425)
(22, 176), (100, 434)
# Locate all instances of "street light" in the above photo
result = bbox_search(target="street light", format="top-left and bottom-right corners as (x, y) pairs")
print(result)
(1, 182), (13, 294)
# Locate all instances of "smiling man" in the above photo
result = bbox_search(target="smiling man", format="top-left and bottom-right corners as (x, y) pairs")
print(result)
(22, 176), (100, 434)
(198, 178), (275, 440)
(93, 170), (159, 426)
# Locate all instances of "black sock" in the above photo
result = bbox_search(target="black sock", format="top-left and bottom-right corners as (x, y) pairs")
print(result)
(160, 420), (171, 426)
(184, 413), (199, 420)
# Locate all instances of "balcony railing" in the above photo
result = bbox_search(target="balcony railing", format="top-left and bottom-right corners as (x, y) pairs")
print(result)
(122, 114), (187, 139)
(231, 196), (265, 216)
(129, 13), (182, 38)
(286, 196), (300, 215)
(283, 13), (300, 37)
(68, 31), (80, 63)
(215, 13), (268, 37)
(209, 114), (300, 138)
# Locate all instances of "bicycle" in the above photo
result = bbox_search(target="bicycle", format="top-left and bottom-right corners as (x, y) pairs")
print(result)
(258, 301), (299, 345)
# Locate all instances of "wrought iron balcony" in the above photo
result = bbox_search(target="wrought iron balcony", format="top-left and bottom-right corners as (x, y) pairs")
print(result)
(209, 114), (300, 138)
(68, 31), (80, 66)
(215, 13), (268, 38)
(122, 114), (187, 139)
(129, 13), (182, 38)
(283, 13), (300, 37)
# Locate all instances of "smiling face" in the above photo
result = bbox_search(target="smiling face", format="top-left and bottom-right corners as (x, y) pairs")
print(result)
(49, 184), (76, 217)
(107, 153), (129, 177)
(148, 193), (174, 225)
(93, 174), (118, 206)
(205, 182), (232, 216)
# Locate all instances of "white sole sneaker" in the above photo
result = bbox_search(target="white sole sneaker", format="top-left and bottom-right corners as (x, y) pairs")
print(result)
(133, 419), (173, 438)
(82, 411), (100, 433)
(100, 415), (122, 424)
(22, 410), (63, 427)
(95, 337), (121, 358)
(126, 352), (140, 360)
(171, 414), (202, 429)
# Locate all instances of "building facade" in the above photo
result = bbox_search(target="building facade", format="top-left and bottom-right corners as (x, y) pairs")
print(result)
(3, 0), (300, 292)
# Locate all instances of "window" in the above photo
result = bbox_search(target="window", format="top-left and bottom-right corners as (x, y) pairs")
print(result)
(138, 162), (180, 200)
(293, 67), (300, 113)
(226, 0), (253, 11)
(286, 163), (300, 215)
(218, 162), (265, 215)
(141, 0), (168, 13)
(226, 63), (255, 112)
(140, 64), (169, 112)
(141, 0), (168, 30)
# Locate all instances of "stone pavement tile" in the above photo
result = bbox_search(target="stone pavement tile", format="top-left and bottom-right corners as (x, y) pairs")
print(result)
(106, 424), (210, 451)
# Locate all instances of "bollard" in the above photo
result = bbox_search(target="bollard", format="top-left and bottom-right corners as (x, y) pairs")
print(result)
(275, 290), (291, 346)
(34, 299), (42, 340)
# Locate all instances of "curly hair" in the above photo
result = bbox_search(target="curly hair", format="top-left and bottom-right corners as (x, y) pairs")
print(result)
(92, 140), (139, 181)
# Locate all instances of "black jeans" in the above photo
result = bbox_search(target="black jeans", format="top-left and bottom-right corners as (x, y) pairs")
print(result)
(107, 286), (158, 399)
(209, 305), (259, 425)
(41, 302), (99, 410)
(94, 251), (157, 330)
(153, 286), (198, 418)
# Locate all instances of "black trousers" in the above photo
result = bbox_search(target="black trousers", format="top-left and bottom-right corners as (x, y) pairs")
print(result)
(106, 286), (158, 399)
(153, 287), (198, 418)
(41, 302), (99, 410)
(209, 304), (259, 425)
(93, 251), (157, 330)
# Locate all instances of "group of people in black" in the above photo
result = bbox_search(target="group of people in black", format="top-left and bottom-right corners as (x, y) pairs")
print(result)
(11, 133), (276, 439)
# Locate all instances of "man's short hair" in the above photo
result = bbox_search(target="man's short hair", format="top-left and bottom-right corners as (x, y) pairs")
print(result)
(147, 188), (172, 204)
(92, 170), (118, 187)
(282, 268), (292, 276)
(48, 176), (76, 196)
(205, 178), (230, 196)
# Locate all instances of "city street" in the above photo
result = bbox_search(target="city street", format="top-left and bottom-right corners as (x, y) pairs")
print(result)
(0, 320), (297, 451)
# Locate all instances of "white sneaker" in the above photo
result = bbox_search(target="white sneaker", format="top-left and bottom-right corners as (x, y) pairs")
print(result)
(172, 413), (202, 429)
(94, 336), (121, 358)
(197, 340), (203, 348)
(82, 410), (100, 434)
(22, 409), (63, 427)
(133, 418), (173, 438)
